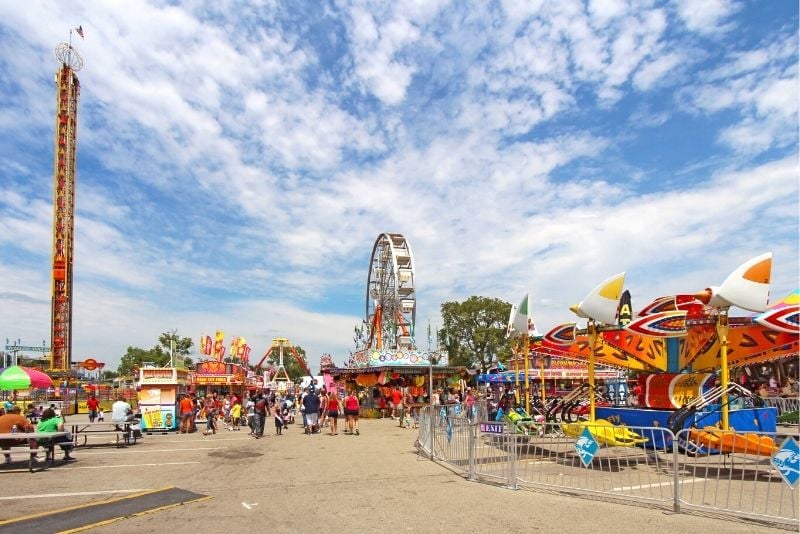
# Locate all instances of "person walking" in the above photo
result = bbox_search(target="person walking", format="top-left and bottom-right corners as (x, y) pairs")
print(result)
(245, 395), (256, 435)
(202, 395), (217, 435)
(344, 390), (360, 435)
(230, 399), (242, 431)
(318, 390), (329, 430)
(326, 391), (340, 435)
(86, 395), (100, 423)
(302, 388), (321, 434)
(299, 388), (309, 431)
(274, 405), (284, 435)
(179, 394), (194, 434)
(254, 394), (268, 438)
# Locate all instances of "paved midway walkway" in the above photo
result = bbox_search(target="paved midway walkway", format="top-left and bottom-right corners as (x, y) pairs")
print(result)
(0, 415), (787, 533)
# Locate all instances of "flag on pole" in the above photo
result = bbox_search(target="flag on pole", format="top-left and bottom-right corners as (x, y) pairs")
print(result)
(214, 330), (225, 361)
(75, 26), (84, 39)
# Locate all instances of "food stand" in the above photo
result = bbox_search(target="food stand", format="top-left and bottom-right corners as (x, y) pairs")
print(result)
(323, 348), (463, 417)
(137, 367), (190, 431)
(190, 360), (261, 399)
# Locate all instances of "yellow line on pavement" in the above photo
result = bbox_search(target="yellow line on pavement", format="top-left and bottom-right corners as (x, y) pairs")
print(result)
(0, 486), (174, 526)
(56, 495), (213, 533)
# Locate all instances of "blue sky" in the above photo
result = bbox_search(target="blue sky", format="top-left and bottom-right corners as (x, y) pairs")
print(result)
(0, 0), (797, 373)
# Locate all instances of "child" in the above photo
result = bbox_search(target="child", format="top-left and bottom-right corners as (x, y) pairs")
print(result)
(274, 407), (284, 435)
(378, 396), (387, 419)
(97, 409), (104, 422)
(403, 412), (414, 429)
(230, 400), (241, 431)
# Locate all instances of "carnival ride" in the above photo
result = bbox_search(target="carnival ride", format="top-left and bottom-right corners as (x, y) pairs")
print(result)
(365, 233), (416, 351)
(512, 253), (798, 453)
(253, 337), (312, 391)
(50, 38), (83, 373)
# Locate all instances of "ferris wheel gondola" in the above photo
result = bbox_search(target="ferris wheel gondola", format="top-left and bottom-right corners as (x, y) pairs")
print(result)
(365, 233), (416, 351)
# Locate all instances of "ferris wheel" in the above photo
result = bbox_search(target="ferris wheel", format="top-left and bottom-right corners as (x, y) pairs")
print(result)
(365, 233), (416, 350)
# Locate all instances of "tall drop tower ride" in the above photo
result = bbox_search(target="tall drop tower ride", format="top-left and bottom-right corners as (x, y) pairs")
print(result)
(50, 42), (83, 371)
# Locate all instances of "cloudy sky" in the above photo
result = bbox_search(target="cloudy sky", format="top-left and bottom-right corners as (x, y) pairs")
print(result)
(0, 1), (797, 373)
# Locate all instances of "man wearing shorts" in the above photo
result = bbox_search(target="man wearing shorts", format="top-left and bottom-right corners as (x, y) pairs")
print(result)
(302, 389), (320, 434)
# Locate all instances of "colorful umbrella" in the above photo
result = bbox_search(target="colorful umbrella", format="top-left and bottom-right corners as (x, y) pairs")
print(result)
(0, 365), (54, 390)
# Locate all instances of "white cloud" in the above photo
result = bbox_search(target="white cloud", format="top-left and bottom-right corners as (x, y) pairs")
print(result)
(634, 52), (683, 90)
(674, 0), (741, 35)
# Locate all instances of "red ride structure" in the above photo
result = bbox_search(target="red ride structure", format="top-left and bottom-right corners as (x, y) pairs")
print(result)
(50, 40), (83, 371)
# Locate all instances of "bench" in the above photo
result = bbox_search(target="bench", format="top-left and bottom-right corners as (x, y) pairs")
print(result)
(70, 422), (139, 448)
(0, 431), (71, 472)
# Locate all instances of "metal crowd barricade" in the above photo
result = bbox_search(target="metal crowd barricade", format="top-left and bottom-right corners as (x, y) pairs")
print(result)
(414, 403), (476, 474)
(417, 411), (800, 528)
(470, 420), (516, 488)
(512, 422), (679, 509)
(416, 406), (433, 457)
(674, 428), (798, 525)
(762, 396), (800, 416)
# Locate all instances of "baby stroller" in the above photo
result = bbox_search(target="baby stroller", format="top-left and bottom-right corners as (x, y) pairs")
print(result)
(281, 407), (295, 425)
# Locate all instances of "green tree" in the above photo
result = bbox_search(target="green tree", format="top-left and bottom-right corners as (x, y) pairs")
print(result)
(440, 296), (513, 371)
(117, 346), (164, 377)
(158, 330), (194, 367)
(100, 370), (119, 381)
(116, 330), (195, 376)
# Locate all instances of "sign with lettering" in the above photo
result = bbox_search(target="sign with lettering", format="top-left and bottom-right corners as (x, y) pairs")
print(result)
(480, 423), (504, 434)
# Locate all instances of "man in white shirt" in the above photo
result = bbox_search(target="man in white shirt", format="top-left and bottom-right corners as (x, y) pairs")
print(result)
(111, 397), (134, 422)
(110, 396), (143, 438)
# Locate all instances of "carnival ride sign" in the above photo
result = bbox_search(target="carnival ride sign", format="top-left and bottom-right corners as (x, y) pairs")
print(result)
(644, 373), (713, 410)
(365, 349), (449, 367)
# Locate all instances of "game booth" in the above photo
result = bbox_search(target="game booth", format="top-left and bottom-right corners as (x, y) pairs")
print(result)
(323, 349), (467, 417)
(137, 366), (190, 432)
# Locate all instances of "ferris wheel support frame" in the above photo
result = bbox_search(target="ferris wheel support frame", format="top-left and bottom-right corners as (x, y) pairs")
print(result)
(365, 233), (417, 351)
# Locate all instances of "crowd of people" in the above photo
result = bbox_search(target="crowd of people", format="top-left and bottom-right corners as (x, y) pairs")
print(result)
(173, 381), (370, 438)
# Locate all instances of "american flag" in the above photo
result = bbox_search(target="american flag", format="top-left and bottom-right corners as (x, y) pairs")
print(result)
(75, 26), (84, 39)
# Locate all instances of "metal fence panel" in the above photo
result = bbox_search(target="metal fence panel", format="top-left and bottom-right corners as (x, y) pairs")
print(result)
(513, 422), (679, 509)
(416, 409), (799, 528)
(675, 428), (798, 525)
(471, 420), (515, 487)
(762, 396), (800, 416)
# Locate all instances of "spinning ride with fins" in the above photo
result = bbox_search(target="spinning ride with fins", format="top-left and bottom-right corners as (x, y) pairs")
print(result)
(687, 426), (779, 456)
(561, 419), (648, 447)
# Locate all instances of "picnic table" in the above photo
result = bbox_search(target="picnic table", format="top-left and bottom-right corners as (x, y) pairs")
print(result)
(69, 421), (138, 448)
(0, 431), (71, 472)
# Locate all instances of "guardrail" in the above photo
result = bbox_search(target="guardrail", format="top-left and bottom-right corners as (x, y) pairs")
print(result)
(416, 406), (800, 527)
(761, 396), (800, 415)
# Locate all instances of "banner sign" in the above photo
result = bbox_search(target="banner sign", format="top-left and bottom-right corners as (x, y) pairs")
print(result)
(361, 349), (449, 367)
